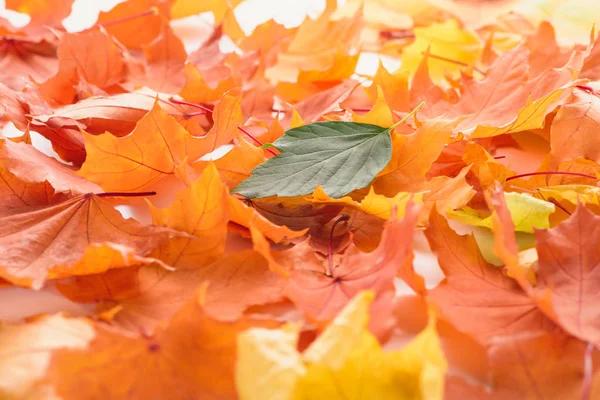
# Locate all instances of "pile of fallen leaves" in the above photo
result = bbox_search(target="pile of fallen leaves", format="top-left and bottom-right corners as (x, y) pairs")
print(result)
(2, 0), (600, 398)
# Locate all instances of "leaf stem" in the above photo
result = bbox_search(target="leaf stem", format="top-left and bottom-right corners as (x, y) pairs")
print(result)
(538, 190), (571, 216)
(96, 191), (157, 198)
(99, 7), (159, 28)
(424, 52), (486, 76)
(388, 101), (425, 132)
(380, 30), (415, 40)
(506, 171), (596, 182)
(184, 111), (210, 117)
(237, 127), (278, 157)
(327, 214), (351, 277)
(577, 85), (597, 95)
(169, 97), (213, 114)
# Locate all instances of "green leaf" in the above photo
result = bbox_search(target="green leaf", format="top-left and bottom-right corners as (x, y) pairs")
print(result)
(232, 121), (393, 198)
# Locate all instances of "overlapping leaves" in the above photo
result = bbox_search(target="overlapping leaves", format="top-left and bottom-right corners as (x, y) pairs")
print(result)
(1, 0), (600, 399)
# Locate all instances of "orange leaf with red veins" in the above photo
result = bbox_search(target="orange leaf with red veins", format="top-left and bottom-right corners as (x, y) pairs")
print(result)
(148, 163), (229, 268)
(506, 158), (600, 192)
(259, 202), (422, 321)
(6, 0), (74, 28)
(451, 45), (530, 134)
(425, 207), (554, 344)
(0, 168), (68, 217)
(77, 91), (240, 191)
(372, 118), (455, 196)
(139, 22), (187, 93)
(0, 35), (58, 90)
(0, 138), (100, 194)
(77, 101), (194, 191)
(551, 88), (600, 165)
(97, 0), (170, 50)
(29, 91), (180, 164)
(94, 250), (286, 332)
(486, 332), (599, 400)
(454, 41), (584, 138)
(535, 204), (600, 345)
(0, 192), (180, 289)
(1, 287), (279, 400)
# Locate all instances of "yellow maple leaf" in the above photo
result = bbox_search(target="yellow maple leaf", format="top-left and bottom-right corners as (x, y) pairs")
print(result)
(400, 19), (482, 83)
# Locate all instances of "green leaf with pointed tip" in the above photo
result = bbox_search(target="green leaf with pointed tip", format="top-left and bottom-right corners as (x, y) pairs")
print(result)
(232, 121), (393, 198)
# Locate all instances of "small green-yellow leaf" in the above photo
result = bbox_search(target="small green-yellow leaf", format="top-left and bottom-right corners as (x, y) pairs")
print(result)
(449, 192), (555, 233)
